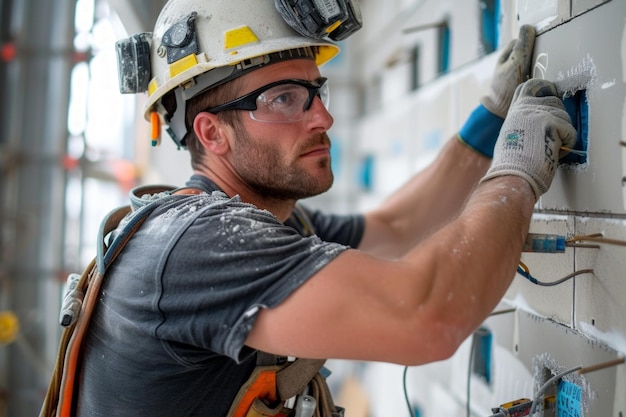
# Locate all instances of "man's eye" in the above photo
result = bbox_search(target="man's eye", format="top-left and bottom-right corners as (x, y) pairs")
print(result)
(260, 85), (302, 107)
(270, 92), (292, 105)
(269, 90), (299, 107)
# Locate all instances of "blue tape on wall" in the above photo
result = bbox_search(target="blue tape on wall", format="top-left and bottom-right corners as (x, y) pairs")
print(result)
(471, 326), (493, 384)
(560, 90), (589, 165)
(438, 23), (450, 75)
(358, 154), (374, 192)
(480, 0), (500, 53)
(330, 135), (343, 179)
(557, 380), (582, 417)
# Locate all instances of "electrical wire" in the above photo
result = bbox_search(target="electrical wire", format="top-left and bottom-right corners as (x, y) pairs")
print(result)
(578, 356), (625, 374)
(518, 231), (626, 284)
(529, 357), (625, 415)
(402, 226), (620, 416)
(466, 333), (477, 417)
(565, 232), (602, 248)
(490, 308), (517, 316)
(565, 242), (600, 249)
(560, 146), (587, 157)
(519, 232), (626, 284)
(567, 234), (626, 247)
(403, 366), (414, 417)
(517, 262), (594, 286)
(404, 311), (517, 417)
(529, 365), (582, 415)
(465, 309), (516, 417)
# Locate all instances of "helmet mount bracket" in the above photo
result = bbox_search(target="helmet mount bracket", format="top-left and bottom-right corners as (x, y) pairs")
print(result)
(161, 12), (200, 64)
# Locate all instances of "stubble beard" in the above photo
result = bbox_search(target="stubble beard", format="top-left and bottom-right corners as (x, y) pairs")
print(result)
(232, 127), (334, 201)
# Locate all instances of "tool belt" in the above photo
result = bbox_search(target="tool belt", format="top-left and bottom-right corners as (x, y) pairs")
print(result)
(227, 353), (344, 417)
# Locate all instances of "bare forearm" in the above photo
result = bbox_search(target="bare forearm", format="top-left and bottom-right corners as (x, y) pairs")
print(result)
(406, 175), (535, 337)
(360, 137), (491, 257)
(247, 175), (537, 365)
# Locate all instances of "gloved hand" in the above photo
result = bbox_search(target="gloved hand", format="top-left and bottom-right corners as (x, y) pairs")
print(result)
(481, 24), (536, 118)
(480, 78), (577, 199)
(458, 25), (536, 158)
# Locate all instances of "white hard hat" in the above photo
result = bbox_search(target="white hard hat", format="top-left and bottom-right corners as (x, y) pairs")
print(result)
(116, 0), (362, 148)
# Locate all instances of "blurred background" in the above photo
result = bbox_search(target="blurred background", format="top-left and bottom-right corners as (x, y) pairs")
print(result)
(2, 0), (625, 416)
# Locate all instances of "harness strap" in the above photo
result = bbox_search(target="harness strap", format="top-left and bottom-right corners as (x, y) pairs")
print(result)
(40, 188), (179, 417)
(276, 358), (326, 400)
(227, 365), (288, 417)
(58, 203), (162, 417)
(309, 373), (343, 417)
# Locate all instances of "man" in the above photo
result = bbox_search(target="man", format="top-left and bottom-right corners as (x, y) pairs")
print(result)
(76, 0), (576, 416)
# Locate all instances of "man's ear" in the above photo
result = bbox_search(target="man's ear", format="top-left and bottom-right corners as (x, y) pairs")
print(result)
(193, 112), (230, 155)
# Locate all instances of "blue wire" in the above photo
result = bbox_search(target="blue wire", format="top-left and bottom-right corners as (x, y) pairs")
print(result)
(516, 265), (538, 285)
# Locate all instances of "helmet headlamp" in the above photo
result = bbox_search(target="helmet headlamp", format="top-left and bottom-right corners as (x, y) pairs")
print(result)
(274, 0), (363, 41)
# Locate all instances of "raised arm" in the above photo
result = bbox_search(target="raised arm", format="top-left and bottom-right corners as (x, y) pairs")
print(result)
(359, 25), (536, 258)
(246, 79), (577, 365)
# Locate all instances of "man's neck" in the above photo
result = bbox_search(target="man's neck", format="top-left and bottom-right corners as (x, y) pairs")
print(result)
(190, 172), (296, 222)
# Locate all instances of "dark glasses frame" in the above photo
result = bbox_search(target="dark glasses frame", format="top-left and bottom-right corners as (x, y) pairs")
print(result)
(204, 77), (328, 115)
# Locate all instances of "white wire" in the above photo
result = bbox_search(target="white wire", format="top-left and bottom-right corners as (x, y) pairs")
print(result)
(529, 365), (581, 415)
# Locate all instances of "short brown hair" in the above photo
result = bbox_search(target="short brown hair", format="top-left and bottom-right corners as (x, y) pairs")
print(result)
(162, 76), (246, 170)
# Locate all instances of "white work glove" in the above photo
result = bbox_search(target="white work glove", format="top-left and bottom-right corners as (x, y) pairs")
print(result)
(481, 79), (577, 199)
(458, 25), (536, 158)
(481, 25), (536, 119)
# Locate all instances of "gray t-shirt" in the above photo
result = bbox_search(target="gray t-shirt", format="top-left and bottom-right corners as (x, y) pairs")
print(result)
(77, 176), (364, 417)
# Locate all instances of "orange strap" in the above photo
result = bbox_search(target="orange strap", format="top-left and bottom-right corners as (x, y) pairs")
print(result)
(58, 267), (102, 417)
(228, 367), (289, 417)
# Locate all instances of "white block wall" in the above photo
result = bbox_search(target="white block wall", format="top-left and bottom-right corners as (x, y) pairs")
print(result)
(320, 0), (626, 415)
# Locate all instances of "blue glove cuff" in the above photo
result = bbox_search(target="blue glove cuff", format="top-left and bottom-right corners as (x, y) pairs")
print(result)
(458, 104), (504, 158)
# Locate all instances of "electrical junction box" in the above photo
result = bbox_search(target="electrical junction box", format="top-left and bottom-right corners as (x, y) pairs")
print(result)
(530, 0), (626, 214)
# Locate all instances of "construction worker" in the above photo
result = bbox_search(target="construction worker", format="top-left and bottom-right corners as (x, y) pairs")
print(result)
(75, 0), (576, 416)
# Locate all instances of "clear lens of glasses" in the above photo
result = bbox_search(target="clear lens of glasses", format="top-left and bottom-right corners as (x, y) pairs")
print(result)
(250, 81), (329, 123)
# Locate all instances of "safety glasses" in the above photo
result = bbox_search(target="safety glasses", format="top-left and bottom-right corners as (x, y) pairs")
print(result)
(204, 77), (329, 123)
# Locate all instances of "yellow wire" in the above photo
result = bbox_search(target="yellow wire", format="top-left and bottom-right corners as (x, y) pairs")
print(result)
(560, 146), (587, 156)
(518, 261), (529, 273)
(567, 234), (626, 247)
